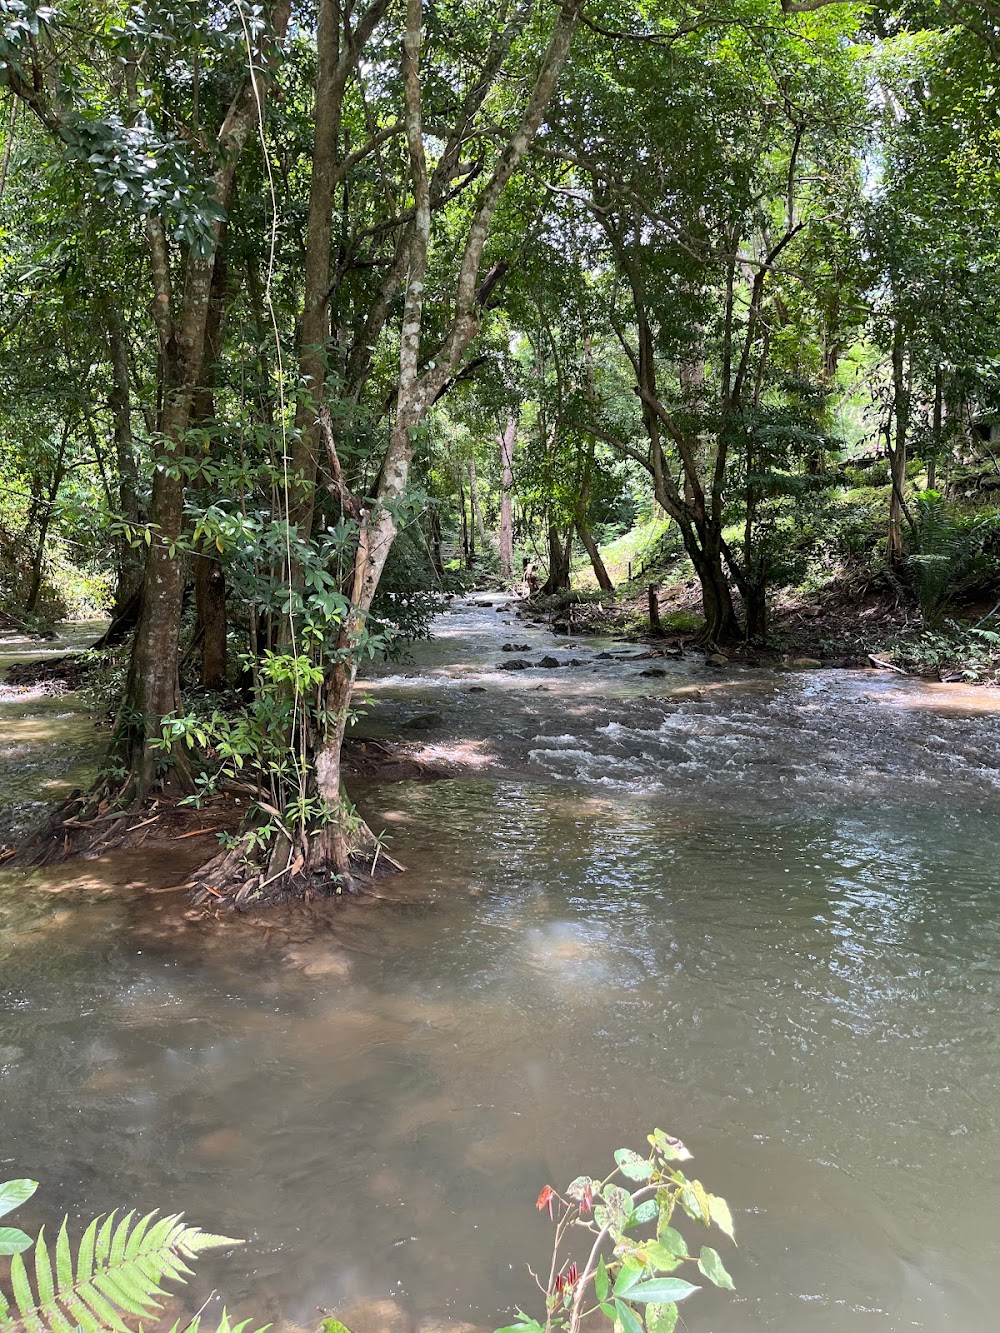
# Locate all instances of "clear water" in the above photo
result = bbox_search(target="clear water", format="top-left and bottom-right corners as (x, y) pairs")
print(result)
(2, 602), (1000, 1332)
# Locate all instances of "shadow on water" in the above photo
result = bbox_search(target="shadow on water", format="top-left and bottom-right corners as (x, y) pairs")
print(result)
(3, 602), (1000, 1331)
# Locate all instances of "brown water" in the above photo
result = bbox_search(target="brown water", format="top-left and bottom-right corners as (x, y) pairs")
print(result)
(3, 601), (1000, 1332)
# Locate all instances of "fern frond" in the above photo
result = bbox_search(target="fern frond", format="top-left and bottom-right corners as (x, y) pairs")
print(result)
(169, 1309), (271, 1333)
(0, 1213), (244, 1333)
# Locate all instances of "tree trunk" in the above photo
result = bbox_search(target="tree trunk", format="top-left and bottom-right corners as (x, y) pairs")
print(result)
(25, 429), (68, 614)
(458, 473), (469, 565)
(104, 302), (144, 614)
(469, 455), (486, 556)
(886, 320), (910, 562)
(688, 522), (740, 644)
(466, 460), (477, 566)
(540, 521), (571, 594)
(679, 353), (704, 506)
(190, 241), (229, 690)
(194, 557), (228, 689)
(576, 515), (613, 592)
(928, 363), (942, 492)
(116, 1), (291, 798)
(288, 0), (346, 540)
(744, 580), (767, 641)
(648, 583), (662, 635)
(498, 415), (515, 580)
(429, 508), (444, 579)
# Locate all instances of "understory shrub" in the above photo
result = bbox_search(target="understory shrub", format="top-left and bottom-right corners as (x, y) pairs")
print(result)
(904, 491), (1000, 626)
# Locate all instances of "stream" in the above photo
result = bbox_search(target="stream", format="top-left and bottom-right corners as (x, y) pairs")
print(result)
(3, 599), (1000, 1332)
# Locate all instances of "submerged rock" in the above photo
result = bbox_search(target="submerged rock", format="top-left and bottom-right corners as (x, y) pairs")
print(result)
(498, 658), (531, 670)
(538, 655), (564, 668)
(501, 642), (531, 652)
(402, 712), (444, 730)
(335, 1300), (410, 1333)
(639, 666), (668, 678)
(467, 685), (487, 693)
(705, 653), (729, 667)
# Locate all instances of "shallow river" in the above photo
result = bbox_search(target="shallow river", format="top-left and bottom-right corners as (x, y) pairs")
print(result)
(3, 601), (1000, 1333)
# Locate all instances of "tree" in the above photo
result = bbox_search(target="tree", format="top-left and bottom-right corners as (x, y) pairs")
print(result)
(185, 0), (588, 900)
(536, 0), (864, 641)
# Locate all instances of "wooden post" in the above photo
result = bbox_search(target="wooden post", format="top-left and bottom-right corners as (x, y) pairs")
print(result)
(648, 583), (663, 636)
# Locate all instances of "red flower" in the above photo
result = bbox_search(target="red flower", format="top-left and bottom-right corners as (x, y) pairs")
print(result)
(536, 1184), (556, 1219)
(579, 1183), (594, 1216)
(555, 1263), (580, 1295)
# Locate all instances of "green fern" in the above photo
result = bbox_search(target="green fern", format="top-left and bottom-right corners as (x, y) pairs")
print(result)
(0, 1209), (247, 1333)
(905, 490), (999, 626)
(168, 1311), (263, 1333)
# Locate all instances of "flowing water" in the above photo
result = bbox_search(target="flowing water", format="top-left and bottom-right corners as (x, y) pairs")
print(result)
(3, 602), (1000, 1332)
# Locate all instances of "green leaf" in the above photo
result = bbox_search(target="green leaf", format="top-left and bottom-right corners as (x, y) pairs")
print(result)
(653, 1225), (687, 1258)
(566, 1176), (594, 1201)
(625, 1200), (657, 1227)
(604, 1185), (634, 1229)
(678, 1182), (710, 1225)
(639, 1241), (684, 1273)
(0, 1180), (38, 1220)
(626, 1278), (701, 1304)
(76, 1216), (99, 1284)
(2, 1208), (247, 1333)
(698, 1245), (735, 1291)
(613, 1300), (645, 1333)
(55, 1221), (73, 1291)
(614, 1260), (644, 1297)
(34, 1226), (55, 1306)
(615, 1149), (654, 1183)
(10, 1248), (35, 1318)
(493, 1318), (544, 1333)
(707, 1193), (735, 1241)
(320, 1322), (354, 1333)
(0, 1227), (34, 1255)
(645, 1303), (678, 1333)
(595, 1256), (609, 1302)
(648, 1131), (691, 1162)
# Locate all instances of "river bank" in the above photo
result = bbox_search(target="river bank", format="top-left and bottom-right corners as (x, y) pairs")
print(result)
(545, 565), (1000, 683)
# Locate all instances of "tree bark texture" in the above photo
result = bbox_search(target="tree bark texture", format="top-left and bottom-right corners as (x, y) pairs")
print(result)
(498, 415), (516, 580)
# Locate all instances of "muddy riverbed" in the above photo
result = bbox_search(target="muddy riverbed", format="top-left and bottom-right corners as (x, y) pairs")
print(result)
(2, 601), (1000, 1332)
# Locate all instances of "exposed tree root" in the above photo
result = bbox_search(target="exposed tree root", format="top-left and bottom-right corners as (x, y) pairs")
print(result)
(8, 786), (237, 868)
(8, 731), (454, 906)
(186, 820), (405, 912)
(4, 654), (92, 691)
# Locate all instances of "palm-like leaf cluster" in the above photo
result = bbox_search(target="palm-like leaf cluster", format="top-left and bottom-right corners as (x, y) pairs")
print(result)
(0, 1179), (267, 1333)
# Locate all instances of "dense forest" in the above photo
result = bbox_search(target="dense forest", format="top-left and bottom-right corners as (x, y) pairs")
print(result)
(2, 0), (1000, 903)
